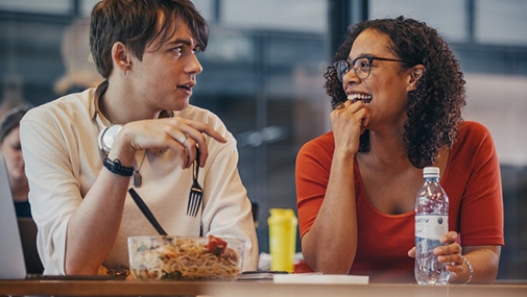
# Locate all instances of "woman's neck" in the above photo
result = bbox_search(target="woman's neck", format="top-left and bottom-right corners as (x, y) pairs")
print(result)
(364, 129), (410, 167)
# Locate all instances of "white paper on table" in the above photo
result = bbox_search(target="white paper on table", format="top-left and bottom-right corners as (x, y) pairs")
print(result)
(273, 273), (369, 284)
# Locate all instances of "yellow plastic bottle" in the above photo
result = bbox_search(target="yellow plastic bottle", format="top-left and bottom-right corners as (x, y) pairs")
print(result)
(268, 208), (298, 272)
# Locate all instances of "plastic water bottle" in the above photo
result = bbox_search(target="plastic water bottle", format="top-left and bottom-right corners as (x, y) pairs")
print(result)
(414, 167), (450, 285)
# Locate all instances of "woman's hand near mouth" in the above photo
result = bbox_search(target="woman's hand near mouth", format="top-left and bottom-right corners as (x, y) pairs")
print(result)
(331, 99), (369, 155)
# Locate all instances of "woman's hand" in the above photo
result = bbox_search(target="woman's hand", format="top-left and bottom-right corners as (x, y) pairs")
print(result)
(408, 231), (464, 281)
(433, 231), (464, 278)
(110, 117), (227, 169)
(409, 233), (502, 283)
(330, 99), (369, 155)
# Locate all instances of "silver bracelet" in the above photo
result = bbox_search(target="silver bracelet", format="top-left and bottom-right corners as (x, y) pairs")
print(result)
(462, 256), (474, 284)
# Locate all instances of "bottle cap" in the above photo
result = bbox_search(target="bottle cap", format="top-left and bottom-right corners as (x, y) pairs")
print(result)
(423, 166), (440, 177)
(268, 208), (297, 225)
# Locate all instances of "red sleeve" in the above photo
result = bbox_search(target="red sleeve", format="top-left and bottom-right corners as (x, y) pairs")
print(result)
(448, 122), (504, 246)
(295, 133), (335, 238)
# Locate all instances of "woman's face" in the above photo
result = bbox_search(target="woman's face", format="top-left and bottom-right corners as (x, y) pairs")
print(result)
(0, 126), (27, 186)
(342, 28), (414, 129)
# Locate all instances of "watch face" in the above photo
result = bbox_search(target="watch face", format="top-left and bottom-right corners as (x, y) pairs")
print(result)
(98, 124), (123, 153)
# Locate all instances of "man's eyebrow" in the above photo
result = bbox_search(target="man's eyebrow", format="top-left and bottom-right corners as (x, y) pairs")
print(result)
(166, 38), (193, 47)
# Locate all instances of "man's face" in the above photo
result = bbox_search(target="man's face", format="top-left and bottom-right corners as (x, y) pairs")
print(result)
(129, 21), (203, 112)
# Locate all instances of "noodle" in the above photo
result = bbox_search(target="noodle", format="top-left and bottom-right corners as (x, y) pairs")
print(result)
(129, 236), (243, 280)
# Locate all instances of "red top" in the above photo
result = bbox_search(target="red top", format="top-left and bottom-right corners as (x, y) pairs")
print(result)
(295, 121), (504, 283)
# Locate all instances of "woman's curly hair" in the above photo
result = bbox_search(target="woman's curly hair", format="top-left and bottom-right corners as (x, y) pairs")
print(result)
(324, 16), (466, 168)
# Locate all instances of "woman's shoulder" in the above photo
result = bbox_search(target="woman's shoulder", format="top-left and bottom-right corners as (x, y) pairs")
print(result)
(451, 120), (496, 161)
(457, 120), (494, 143)
(459, 120), (491, 133)
(298, 131), (335, 156)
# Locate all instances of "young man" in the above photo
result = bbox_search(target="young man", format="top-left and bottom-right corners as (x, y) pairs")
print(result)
(20, 0), (258, 276)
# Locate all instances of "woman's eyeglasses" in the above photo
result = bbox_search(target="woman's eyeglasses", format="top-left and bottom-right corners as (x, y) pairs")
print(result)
(333, 56), (406, 82)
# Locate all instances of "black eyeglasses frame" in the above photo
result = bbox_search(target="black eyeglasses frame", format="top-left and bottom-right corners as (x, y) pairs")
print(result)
(333, 55), (408, 82)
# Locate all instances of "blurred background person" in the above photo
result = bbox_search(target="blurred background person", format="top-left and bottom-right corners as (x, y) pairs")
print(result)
(0, 75), (28, 119)
(0, 105), (43, 275)
(54, 17), (103, 95)
(0, 104), (32, 217)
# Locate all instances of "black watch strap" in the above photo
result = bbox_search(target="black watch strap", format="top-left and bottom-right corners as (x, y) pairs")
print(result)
(103, 157), (134, 176)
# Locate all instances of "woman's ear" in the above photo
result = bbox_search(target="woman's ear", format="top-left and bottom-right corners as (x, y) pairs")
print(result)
(407, 65), (426, 91)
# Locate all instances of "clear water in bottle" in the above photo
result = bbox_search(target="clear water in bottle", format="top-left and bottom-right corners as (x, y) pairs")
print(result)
(414, 167), (450, 285)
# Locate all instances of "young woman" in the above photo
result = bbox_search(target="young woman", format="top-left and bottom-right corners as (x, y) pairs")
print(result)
(296, 17), (503, 283)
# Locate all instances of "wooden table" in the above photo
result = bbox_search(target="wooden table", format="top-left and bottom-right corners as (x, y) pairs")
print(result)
(1, 279), (527, 297)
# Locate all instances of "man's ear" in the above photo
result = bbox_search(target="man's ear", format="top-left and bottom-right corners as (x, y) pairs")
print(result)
(407, 65), (426, 91)
(111, 42), (132, 74)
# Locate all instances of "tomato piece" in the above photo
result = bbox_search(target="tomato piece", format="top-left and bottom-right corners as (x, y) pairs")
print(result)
(208, 235), (227, 256)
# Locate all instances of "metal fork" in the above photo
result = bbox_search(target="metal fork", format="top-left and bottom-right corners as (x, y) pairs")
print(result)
(186, 149), (203, 217)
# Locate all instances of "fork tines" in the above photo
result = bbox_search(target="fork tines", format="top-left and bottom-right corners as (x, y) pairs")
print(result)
(186, 149), (203, 217)
(187, 185), (203, 217)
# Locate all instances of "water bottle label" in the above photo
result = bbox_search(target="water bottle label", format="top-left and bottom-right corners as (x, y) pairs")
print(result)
(415, 215), (448, 240)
